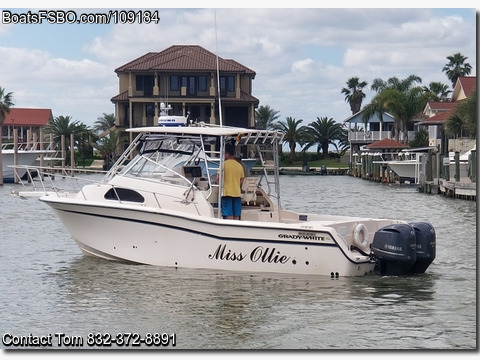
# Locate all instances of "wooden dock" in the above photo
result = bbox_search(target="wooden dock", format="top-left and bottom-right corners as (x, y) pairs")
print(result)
(438, 178), (476, 200)
(251, 166), (349, 176)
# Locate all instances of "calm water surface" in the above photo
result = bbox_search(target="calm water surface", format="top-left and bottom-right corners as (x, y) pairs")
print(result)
(0, 175), (476, 350)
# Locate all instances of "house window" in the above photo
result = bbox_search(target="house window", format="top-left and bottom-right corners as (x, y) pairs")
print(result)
(136, 76), (142, 91)
(171, 75), (204, 95)
(179, 76), (196, 95)
(136, 75), (153, 96)
(220, 76), (235, 96)
(227, 76), (235, 92)
(188, 76), (196, 95)
(170, 75), (179, 91)
(198, 76), (207, 91)
(146, 104), (155, 117)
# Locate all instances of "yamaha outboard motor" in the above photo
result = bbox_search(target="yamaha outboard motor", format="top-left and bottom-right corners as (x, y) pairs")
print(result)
(371, 223), (417, 276)
(408, 222), (436, 274)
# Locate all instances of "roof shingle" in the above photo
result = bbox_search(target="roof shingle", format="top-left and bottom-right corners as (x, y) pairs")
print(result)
(2, 108), (53, 127)
(365, 138), (408, 149)
(115, 45), (255, 75)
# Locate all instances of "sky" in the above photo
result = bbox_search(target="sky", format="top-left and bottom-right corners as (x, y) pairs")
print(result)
(0, 2), (477, 129)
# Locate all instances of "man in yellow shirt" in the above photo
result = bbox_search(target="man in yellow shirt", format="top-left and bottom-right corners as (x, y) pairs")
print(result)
(221, 143), (244, 219)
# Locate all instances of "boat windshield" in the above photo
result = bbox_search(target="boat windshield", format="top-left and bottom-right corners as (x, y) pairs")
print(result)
(117, 135), (212, 187)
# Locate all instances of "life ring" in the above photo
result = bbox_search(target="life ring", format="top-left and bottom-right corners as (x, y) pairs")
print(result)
(353, 223), (369, 250)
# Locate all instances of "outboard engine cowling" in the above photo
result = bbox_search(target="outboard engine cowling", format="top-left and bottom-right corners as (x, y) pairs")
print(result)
(408, 222), (436, 274)
(371, 223), (416, 276)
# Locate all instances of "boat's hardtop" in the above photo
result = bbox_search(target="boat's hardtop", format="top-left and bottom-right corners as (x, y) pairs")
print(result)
(127, 125), (284, 143)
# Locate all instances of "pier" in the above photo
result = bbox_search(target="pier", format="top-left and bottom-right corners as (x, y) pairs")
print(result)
(251, 166), (349, 176)
(352, 148), (476, 201)
(438, 179), (476, 200)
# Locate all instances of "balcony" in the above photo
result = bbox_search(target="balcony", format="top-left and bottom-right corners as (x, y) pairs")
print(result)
(348, 130), (415, 143)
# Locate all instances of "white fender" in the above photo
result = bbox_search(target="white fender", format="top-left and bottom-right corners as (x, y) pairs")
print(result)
(353, 223), (369, 251)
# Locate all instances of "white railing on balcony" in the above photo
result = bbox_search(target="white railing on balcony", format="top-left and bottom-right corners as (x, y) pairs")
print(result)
(348, 130), (416, 142)
(348, 131), (391, 142)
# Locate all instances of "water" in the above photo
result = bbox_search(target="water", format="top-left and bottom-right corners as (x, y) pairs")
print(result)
(0, 175), (476, 350)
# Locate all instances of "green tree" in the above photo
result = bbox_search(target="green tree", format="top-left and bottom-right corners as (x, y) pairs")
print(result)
(44, 115), (82, 164)
(370, 75), (422, 93)
(93, 130), (120, 170)
(341, 77), (368, 115)
(0, 87), (14, 184)
(337, 127), (350, 156)
(94, 113), (116, 133)
(0, 87), (14, 127)
(445, 89), (477, 138)
(271, 116), (308, 162)
(455, 88), (476, 137)
(363, 75), (433, 143)
(408, 129), (429, 148)
(255, 105), (280, 130)
(304, 117), (343, 156)
(444, 114), (464, 138)
(422, 81), (452, 102)
(75, 123), (95, 166)
(442, 52), (472, 88)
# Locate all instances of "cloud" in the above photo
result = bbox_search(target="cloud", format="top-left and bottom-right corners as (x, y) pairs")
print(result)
(0, 8), (476, 127)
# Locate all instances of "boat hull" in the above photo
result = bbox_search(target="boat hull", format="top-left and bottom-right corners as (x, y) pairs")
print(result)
(2, 151), (43, 182)
(387, 160), (419, 180)
(42, 198), (376, 277)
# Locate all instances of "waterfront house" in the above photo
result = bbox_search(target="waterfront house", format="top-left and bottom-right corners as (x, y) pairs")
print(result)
(1, 108), (53, 143)
(111, 45), (259, 149)
(343, 110), (397, 169)
(419, 76), (476, 154)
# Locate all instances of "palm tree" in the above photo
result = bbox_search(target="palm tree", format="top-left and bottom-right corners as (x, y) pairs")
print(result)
(337, 127), (350, 156)
(0, 87), (14, 184)
(94, 113), (116, 133)
(75, 123), (95, 166)
(271, 116), (308, 162)
(422, 81), (452, 102)
(304, 117), (343, 156)
(444, 113), (464, 138)
(44, 115), (82, 165)
(341, 77), (368, 115)
(363, 75), (431, 143)
(370, 75), (422, 93)
(93, 130), (120, 170)
(442, 53), (472, 88)
(446, 89), (477, 138)
(255, 105), (280, 130)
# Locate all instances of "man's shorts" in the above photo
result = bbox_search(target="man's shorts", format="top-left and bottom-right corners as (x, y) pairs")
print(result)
(221, 196), (242, 217)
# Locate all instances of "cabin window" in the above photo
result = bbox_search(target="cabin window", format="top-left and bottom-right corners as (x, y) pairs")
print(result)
(104, 188), (145, 203)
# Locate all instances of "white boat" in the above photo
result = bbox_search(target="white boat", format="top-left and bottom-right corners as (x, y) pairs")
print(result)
(157, 102), (189, 127)
(387, 158), (421, 181)
(1, 142), (56, 183)
(386, 146), (473, 183)
(31, 124), (435, 277)
(370, 147), (433, 184)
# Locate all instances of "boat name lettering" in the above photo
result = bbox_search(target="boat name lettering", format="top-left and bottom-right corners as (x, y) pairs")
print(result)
(209, 244), (290, 264)
(208, 244), (246, 261)
(278, 233), (327, 241)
